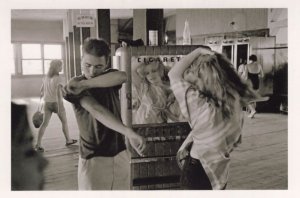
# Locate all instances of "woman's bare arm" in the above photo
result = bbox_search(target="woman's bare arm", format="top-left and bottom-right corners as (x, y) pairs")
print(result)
(168, 47), (214, 80)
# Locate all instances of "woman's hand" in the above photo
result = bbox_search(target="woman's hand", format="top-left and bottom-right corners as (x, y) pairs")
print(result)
(195, 46), (215, 55)
(176, 141), (193, 170)
(168, 46), (214, 80)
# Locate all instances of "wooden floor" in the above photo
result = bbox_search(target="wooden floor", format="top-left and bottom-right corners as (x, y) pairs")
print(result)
(18, 98), (288, 190)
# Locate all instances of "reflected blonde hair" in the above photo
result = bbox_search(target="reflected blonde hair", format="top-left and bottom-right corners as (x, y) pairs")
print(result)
(136, 58), (169, 117)
(136, 59), (165, 84)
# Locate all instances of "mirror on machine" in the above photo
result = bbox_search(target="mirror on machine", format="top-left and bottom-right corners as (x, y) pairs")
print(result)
(131, 55), (187, 125)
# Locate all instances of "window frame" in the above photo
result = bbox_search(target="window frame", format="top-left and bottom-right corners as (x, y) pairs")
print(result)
(11, 42), (65, 77)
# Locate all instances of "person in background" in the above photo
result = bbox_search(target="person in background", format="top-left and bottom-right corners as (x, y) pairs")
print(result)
(62, 38), (146, 190)
(12, 103), (48, 190)
(237, 59), (248, 81)
(168, 47), (259, 190)
(245, 54), (264, 118)
(35, 60), (77, 152)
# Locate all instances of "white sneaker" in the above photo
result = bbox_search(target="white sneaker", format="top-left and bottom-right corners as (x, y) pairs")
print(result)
(248, 111), (256, 118)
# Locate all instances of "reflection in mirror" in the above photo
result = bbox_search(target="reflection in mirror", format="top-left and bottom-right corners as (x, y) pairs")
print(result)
(131, 55), (187, 124)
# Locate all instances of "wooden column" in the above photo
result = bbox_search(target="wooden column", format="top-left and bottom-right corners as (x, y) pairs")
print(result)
(146, 9), (164, 46)
(73, 26), (81, 76)
(68, 32), (75, 78)
(133, 9), (147, 42)
(97, 9), (111, 43)
(97, 9), (111, 67)
(65, 37), (70, 81)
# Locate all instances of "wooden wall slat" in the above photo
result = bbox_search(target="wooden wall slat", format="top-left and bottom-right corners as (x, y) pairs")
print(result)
(153, 46), (161, 55)
(168, 46), (177, 55)
(145, 46), (154, 55)
(176, 46), (184, 55)
(137, 46), (146, 56)
(73, 26), (81, 76)
(162, 127), (171, 189)
(68, 32), (75, 78)
(65, 37), (70, 81)
(160, 46), (169, 55)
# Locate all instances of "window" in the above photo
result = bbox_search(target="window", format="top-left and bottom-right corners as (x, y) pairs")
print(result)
(10, 44), (16, 75)
(44, 44), (63, 74)
(20, 43), (63, 75)
(22, 44), (42, 75)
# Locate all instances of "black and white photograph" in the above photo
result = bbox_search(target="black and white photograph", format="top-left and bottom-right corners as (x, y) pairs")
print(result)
(1, 0), (298, 197)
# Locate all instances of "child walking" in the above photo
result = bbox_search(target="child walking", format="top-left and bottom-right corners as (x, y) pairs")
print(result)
(168, 47), (259, 189)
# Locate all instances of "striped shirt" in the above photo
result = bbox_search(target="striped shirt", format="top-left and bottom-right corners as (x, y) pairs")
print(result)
(170, 78), (243, 189)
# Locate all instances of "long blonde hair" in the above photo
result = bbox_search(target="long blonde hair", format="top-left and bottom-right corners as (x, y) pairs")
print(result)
(187, 53), (258, 120)
(136, 60), (165, 84)
(136, 59), (169, 110)
(47, 60), (62, 78)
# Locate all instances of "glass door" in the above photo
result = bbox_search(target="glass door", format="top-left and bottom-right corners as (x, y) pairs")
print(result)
(222, 44), (234, 65)
(236, 43), (249, 70)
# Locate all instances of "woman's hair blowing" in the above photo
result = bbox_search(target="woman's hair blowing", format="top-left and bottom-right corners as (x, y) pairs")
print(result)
(190, 53), (258, 120)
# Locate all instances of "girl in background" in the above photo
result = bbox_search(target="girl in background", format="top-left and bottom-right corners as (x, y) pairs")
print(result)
(168, 47), (259, 190)
(35, 60), (77, 152)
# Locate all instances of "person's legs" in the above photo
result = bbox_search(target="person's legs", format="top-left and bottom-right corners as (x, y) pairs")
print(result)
(78, 156), (114, 190)
(112, 150), (130, 190)
(56, 103), (73, 143)
(180, 156), (212, 190)
(36, 104), (52, 149)
(248, 102), (256, 118)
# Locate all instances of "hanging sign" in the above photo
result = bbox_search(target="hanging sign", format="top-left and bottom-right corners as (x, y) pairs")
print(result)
(75, 14), (95, 27)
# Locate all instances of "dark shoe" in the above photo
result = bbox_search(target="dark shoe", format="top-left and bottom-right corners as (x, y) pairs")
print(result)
(65, 139), (77, 146)
(35, 145), (44, 152)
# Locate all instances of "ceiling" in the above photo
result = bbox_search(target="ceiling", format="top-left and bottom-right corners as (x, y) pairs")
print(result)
(11, 9), (176, 21)
(11, 9), (68, 21)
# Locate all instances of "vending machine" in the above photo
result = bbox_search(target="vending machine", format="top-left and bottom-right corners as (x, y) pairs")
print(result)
(115, 46), (207, 189)
(114, 39), (276, 189)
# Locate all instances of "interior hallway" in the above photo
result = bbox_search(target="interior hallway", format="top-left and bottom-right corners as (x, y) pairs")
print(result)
(16, 97), (288, 190)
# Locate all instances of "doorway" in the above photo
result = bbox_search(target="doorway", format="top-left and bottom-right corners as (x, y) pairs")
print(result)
(236, 44), (249, 70)
(222, 45), (234, 64)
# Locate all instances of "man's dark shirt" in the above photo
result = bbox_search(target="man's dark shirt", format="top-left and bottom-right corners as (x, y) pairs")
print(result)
(63, 69), (126, 159)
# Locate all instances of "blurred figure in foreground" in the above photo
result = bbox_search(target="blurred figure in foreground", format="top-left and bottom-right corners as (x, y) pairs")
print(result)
(11, 103), (48, 190)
